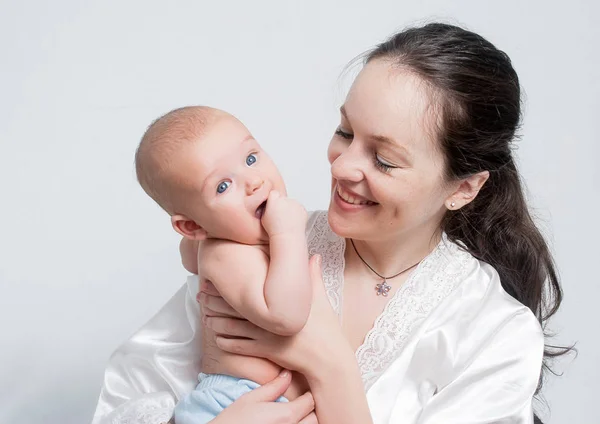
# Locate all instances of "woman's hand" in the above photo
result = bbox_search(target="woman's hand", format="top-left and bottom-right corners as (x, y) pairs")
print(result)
(199, 255), (372, 424)
(199, 255), (354, 379)
(210, 370), (317, 424)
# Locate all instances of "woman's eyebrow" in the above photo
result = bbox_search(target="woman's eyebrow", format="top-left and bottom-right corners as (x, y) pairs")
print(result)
(340, 105), (412, 160)
(370, 134), (412, 160)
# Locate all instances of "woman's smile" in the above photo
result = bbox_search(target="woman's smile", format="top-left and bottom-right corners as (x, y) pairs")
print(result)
(332, 182), (378, 212)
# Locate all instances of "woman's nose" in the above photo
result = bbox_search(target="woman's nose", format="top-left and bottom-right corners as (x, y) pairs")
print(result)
(245, 174), (264, 194)
(330, 148), (364, 183)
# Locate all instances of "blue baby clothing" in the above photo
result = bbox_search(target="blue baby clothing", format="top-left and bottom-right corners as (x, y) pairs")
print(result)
(174, 373), (288, 424)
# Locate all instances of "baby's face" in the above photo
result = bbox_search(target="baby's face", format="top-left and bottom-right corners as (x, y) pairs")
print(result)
(171, 115), (286, 244)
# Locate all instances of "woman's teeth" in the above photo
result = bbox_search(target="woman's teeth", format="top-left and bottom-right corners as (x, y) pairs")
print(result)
(337, 186), (375, 205)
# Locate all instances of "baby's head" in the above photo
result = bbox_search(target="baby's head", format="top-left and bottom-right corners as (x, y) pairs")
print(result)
(135, 106), (286, 244)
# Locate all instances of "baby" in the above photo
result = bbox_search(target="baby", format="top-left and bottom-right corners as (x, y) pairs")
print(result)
(135, 106), (312, 423)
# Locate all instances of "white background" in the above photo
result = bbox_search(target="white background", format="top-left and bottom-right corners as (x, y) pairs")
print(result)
(1, 1), (597, 423)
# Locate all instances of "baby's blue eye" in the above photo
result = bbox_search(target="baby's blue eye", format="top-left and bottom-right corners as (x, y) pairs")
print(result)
(246, 153), (257, 166)
(217, 181), (231, 194)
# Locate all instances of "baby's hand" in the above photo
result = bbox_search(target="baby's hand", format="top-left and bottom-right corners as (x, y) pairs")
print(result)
(261, 191), (307, 237)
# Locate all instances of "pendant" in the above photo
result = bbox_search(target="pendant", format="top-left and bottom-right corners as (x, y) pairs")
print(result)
(375, 279), (392, 296)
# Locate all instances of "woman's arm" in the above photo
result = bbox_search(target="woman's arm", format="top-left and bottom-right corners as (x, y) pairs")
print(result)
(93, 276), (318, 424)
(287, 256), (371, 424)
(205, 255), (373, 424)
(413, 309), (544, 423)
(92, 279), (201, 424)
(303, 349), (371, 424)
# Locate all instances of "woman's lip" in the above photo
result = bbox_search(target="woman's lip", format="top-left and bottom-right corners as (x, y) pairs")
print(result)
(336, 183), (376, 204)
(333, 188), (376, 212)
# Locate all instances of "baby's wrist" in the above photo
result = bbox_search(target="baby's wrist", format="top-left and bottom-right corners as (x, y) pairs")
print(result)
(267, 226), (305, 239)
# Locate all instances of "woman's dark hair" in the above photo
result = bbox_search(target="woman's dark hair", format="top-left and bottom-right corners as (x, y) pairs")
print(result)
(366, 23), (570, 417)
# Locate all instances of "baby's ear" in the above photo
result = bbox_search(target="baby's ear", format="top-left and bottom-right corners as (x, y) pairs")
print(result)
(171, 215), (207, 240)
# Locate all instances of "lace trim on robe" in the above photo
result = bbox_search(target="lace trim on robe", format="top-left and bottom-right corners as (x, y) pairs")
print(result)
(307, 211), (471, 390)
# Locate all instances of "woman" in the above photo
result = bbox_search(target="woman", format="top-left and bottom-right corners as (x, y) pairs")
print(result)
(92, 23), (563, 423)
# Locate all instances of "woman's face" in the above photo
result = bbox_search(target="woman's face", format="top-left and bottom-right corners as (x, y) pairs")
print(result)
(327, 59), (455, 243)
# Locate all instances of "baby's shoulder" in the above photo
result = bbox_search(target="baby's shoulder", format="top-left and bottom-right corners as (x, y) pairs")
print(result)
(199, 239), (268, 264)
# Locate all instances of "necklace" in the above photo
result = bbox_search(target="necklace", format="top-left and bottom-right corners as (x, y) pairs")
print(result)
(350, 239), (422, 297)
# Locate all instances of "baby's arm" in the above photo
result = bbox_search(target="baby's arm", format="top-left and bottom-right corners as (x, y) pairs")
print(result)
(260, 191), (311, 335)
(201, 191), (311, 336)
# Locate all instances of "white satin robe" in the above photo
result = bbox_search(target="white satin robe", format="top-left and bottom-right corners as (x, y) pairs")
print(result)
(92, 211), (544, 424)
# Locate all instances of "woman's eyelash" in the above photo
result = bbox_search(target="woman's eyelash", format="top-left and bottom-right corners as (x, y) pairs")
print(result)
(335, 128), (396, 173)
(335, 129), (353, 140)
(373, 154), (397, 173)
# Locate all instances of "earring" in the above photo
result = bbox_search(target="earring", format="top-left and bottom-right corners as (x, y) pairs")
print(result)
(450, 202), (456, 208)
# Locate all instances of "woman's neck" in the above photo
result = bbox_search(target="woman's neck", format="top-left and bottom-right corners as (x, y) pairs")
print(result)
(345, 227), (442, 278)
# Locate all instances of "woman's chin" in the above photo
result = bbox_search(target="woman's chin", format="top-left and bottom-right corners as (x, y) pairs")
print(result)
(327, 199), (373, 239)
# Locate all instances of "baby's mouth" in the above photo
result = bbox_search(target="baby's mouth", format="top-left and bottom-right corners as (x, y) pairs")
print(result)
(255, 200), (267, 219)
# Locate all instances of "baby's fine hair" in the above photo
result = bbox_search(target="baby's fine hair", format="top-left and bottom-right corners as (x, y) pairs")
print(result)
(135, 106), (224, 214)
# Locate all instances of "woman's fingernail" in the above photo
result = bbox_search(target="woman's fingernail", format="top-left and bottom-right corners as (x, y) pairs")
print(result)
(316, 254), (322, 267)
(279, 370), (290, 378)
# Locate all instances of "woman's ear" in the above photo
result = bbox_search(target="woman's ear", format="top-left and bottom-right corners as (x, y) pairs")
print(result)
(445, 170), (489, 210)
(171, 215), (207, 240)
